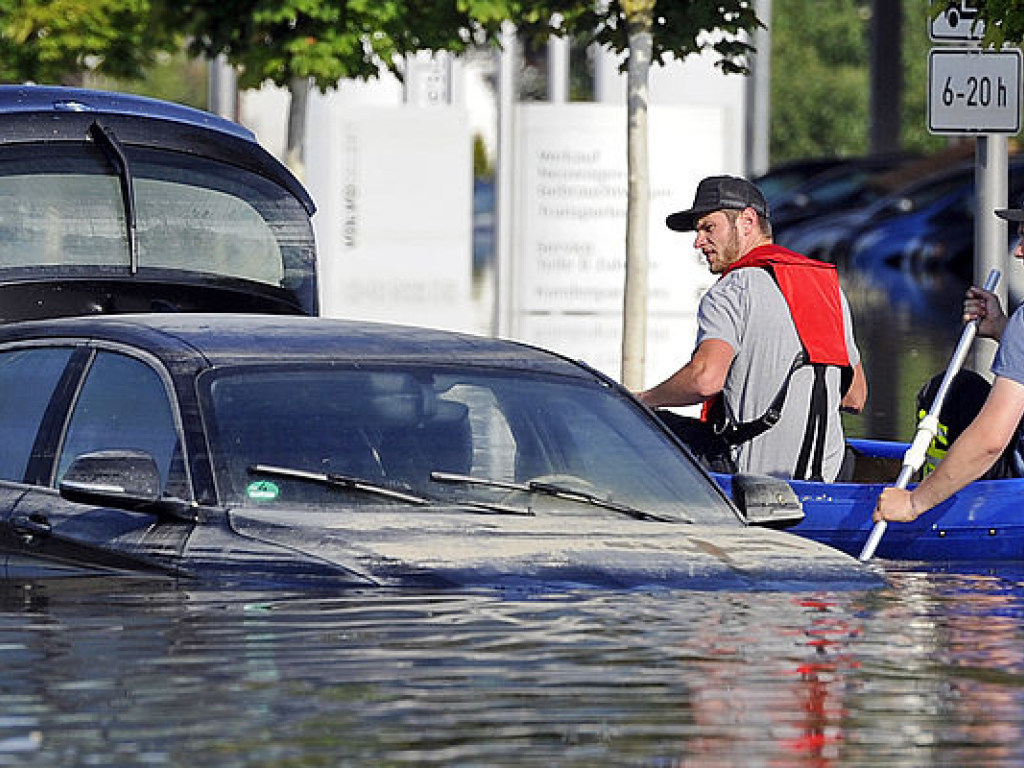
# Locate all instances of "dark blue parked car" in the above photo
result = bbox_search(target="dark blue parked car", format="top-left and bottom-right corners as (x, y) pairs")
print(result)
(0, 85), (881, 592)
(768, 154), (920, 240)
(847, 159), (1024, 279)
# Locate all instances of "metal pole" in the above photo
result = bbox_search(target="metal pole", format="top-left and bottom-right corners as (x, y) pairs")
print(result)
(547, 15), (570, 103)
(869, 0), (902, 155)
(494, 23), (517, 338)
(974, 134), (1009, 371)
(744, 0), (771, 177)
(207, 54), (237, 121)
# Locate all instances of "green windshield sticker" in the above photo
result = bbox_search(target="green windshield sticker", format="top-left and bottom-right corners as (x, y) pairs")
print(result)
(247, 480), (280, 501)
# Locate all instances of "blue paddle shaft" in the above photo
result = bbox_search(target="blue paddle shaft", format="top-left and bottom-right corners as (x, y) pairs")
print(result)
(859, 268), (1001, 562)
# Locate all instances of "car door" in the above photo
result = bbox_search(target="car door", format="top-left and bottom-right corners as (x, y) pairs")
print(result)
(7, 346), (193, 578)
(0, 346), (78, 574)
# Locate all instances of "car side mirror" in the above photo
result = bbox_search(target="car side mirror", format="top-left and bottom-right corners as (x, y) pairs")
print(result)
(59, 450), (196, 521)
(730, 473), (805, 528)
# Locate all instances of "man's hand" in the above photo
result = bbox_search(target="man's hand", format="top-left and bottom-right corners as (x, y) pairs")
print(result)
(965, 286), (1008, 341)
(873, 487), (920, 523)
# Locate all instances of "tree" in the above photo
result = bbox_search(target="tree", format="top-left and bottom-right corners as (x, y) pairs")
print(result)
(510, 1), (759, 387)
(163, 0), (510, 177)
(166, 0), (758, 385)
(770, 0), (948, 163)
(0, 0), (178, 85)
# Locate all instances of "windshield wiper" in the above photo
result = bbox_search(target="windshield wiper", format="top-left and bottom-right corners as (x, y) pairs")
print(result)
(430, 471), (688, 523)
(250, 464), (432, 505)
(89, 121), (138, 273)
(249, 464), (534, 516)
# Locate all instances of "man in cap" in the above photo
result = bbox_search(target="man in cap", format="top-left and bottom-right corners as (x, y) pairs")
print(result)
(638, 175), (867, 481)
(875, 203), (1024, 523)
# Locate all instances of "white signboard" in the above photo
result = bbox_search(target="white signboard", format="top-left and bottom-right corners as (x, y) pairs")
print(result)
(930, 1), (985, 42)
(512, 103), (728, 385)
(305, 104), (474, 330)
(405, 51), (452, 106)
(928, 48), (1022, 133)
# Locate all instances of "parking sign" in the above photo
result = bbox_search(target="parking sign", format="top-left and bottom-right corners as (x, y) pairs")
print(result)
(928, 48), (1021, 133)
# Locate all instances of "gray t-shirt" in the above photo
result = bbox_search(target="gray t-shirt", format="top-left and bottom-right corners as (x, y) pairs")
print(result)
(991, 305), (1024, 477)
(992, 304), (1024, 386)
(696, 267), (861, 481)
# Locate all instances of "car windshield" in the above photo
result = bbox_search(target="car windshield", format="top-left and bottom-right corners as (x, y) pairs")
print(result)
(0, 143), (316, 312)
(199, 365), (737, 524)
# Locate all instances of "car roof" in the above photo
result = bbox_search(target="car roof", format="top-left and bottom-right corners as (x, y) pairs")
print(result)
(0, 84), (313, 215)
(0, 313), (599, 378)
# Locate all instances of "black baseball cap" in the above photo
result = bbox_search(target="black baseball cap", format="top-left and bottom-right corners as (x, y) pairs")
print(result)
(666, 175), (770, 232)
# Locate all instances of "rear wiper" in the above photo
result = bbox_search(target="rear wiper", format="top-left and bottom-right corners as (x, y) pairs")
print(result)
(89, 121), (138, 273)
(250, 464), (431, 505)
(430, 471), (687, 523)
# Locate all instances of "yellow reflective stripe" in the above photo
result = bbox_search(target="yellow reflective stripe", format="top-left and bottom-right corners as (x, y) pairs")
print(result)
(919, 409), (950, 476)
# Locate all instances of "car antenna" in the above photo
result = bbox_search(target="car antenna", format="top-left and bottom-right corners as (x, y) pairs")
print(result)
(88, 121), (138, 274)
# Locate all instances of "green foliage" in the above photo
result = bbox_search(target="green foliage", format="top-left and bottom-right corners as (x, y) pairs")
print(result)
(165, 0), (479, 91)
(771, 0), (871, 160)
(161, 0), (757, 93)
(771, 0), (946, 163)
(511, 0), (758, 76)
(86, 49), (208, 109)
(0, 0), (178, 84)
(973, 0), (1024, 48)
(902, 0), (947, 155)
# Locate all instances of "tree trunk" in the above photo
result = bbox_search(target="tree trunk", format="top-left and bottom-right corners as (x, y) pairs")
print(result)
(286, 76), (311, 179)
(620, 1), (654, 390)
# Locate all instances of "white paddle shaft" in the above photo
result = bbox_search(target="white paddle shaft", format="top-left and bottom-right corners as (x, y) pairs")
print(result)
(858, 268), (1001, 562)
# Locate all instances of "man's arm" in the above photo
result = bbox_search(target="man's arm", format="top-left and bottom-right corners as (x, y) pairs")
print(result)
(636, 339), (735, 409)
(874, 375), (1024, 522)
(841, 362), (867, 414)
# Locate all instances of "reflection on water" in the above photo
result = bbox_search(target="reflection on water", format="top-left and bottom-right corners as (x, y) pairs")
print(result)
(0, 267), (1014, 766)
(842, 266), (982, 441)
(2, 570), (1024, 765)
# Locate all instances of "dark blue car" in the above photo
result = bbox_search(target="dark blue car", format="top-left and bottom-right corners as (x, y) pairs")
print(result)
(847, 160), (1024, 279)
(0, 86), (881, 592)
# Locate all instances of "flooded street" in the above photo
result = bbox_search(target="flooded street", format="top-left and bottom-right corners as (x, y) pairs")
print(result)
(3, 568), (1024, 766)
(0, 267), (1019, 767)
(842, 266), (975, 441)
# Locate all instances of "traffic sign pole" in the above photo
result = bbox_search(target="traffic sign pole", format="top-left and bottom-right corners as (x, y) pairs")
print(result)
(926, 2), (1016, 356)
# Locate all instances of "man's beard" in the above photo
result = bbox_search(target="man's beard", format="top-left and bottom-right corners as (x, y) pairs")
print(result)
(709, 223), (741, 274)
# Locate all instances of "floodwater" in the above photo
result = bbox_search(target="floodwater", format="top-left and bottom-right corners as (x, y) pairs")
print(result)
(842, 266), (975, 441)
(4, 567), (1024, 766)
(2, 268), (1018, 767)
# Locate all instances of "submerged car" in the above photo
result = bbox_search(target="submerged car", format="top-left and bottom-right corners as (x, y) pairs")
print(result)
(0, 313), (880, 590)
(0, 85), (881, 591)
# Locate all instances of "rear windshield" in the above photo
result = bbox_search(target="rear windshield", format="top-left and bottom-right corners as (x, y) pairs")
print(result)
(0, 143), (316, 311)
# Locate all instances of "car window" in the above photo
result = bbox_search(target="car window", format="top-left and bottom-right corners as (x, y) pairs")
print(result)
(201, 365), (735, 523)
(56, 351), (181, 493)
(0, 347), (73, 482)
(0, 144), (316, 312)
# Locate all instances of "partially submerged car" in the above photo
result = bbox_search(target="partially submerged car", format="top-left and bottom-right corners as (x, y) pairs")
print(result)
(0, 313), (880, 590)
(0, 85), (881, 591)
